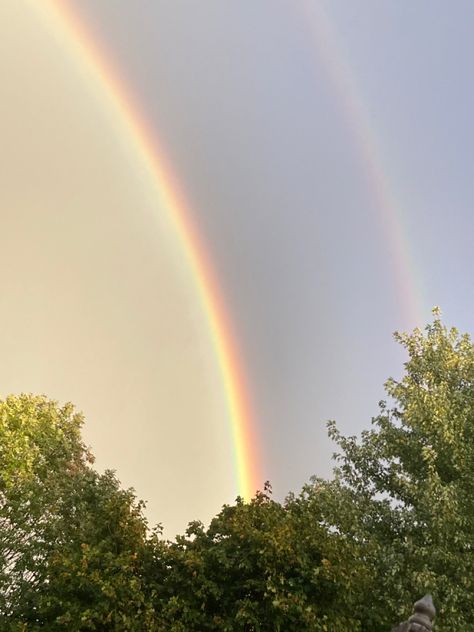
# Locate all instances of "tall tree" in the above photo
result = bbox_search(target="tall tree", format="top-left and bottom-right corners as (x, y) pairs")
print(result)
(304, 312), (474, 630)
(0, 394), (156, 631)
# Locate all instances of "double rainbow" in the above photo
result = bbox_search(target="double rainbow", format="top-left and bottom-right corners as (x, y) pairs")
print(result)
(32, 1), (425, 501)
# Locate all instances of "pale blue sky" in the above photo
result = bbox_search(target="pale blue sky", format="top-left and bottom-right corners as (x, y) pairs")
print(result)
(2, 1), (473, 533)
(67, 0), (474, 501)
(73, 0), (474, 485)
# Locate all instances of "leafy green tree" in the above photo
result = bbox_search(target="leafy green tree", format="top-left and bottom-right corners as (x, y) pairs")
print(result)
(303, 312), (474, 630)
(0, 394), (156, 631)
(152, 484), (361, 631)
(0, 395), (88, 622)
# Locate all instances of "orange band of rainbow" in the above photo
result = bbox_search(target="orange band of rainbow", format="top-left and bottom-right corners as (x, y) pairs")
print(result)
(32, 0), (261, 500)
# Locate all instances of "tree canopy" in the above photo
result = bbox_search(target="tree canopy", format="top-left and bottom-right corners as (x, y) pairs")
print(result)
(150, 484), (361, 631)
(314, 312), (474, 629)
(0, 394), (155, 630)
(1, 313), (474, 630)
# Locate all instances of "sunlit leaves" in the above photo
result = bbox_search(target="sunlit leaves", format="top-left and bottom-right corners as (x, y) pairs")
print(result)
(0, 395), (155, 630)
(312, 313), (474, 630)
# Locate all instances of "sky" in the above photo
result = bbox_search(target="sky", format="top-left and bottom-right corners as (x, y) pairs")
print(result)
(1, 0), (474, 537)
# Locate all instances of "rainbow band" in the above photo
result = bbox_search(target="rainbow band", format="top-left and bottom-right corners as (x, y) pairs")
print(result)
(300, 2), (425, 326)
(32, 0), (260, 500)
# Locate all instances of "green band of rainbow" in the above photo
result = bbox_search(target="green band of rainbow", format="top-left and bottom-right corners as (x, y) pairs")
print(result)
(32, 0), (261, 500)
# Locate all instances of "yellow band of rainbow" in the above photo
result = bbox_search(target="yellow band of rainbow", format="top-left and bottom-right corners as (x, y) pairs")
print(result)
(32, 0), (261, 501)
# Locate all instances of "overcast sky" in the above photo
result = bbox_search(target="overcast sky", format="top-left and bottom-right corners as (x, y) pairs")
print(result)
(1, 1), (473, 536)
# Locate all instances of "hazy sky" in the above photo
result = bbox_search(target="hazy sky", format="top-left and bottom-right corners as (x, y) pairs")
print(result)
(2, 1), (474, 536)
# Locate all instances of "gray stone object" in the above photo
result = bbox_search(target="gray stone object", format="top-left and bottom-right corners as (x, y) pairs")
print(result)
(391, 595), (435, 632)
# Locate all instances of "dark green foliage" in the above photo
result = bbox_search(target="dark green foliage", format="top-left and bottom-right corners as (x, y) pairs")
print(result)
(152, 485), (358, 631)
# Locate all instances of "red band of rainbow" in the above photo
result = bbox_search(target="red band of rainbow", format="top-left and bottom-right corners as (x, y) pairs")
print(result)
(32, 0), (262, 500)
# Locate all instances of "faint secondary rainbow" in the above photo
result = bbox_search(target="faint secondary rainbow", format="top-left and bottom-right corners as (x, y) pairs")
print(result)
(31, 0), (261, 500)
(300, 2), (425, 327)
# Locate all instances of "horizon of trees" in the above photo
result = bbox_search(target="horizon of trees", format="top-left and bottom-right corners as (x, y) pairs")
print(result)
(1, 311), (473, 630)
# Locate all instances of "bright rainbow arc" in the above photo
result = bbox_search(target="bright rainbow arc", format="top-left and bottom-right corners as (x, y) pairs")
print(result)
(301, 2), (425, 327)
(33, 0), (260, 500)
